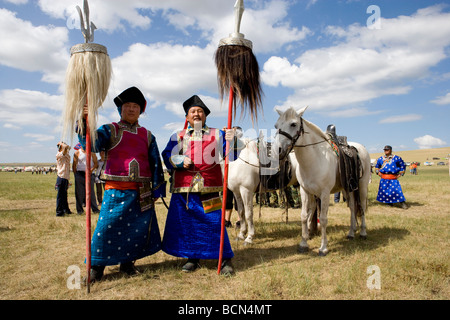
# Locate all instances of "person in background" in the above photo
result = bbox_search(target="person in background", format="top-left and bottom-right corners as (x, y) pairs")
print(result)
(95, 151), (106, 205)
(72, 143), (100, 214)
(374, 145), (407, 209)
(410, 162), (418, 175)
(55, 141), (71, 217)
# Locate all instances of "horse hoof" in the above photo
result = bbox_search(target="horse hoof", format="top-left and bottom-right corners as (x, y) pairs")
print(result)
(346, 235), (354, 240)
(244, 241), (253, 246)
(360, 235), (367, 240)
(318, 250), (328, 256)
(298, 246), (309, 254)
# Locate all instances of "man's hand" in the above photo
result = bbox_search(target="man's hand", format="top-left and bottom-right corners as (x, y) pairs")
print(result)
(224, 128), (236, 142)
(183, 156), (192, 169)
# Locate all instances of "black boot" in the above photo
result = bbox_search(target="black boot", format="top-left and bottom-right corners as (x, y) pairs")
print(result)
(88, 265), (105, 283)
(119, 261), (140, 276)
(182, 259), (200, 272)
(220, 259), (235, 276)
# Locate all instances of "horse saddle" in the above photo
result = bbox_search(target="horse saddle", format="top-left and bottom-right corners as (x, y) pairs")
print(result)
(326, 125), (360, 193)
(258, 141), (293, 191)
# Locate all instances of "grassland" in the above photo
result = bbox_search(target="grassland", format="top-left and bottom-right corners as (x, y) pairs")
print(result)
(0, 148), (449, 301)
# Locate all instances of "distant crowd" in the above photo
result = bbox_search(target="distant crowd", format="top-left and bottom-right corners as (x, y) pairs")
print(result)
(1, 166), (56, 174)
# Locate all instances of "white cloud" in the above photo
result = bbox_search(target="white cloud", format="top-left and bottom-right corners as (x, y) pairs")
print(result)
(0, 89), (64, 128)
(430, 92), (450, 105)
(163, 122), (185, 133)
(262, 5), (450, 112)
(3, 123), (21, 130)
(414, 135), (446, 149)
(38, 0), (153, 31)
(0, 8), (69, 85)
(23, 133), (55, 142)
(379, 114), (422, 124)
(4, 0), (28, 4)
(0, 89), (63, 110)
(110, 42), (219, 117)
(318, 107), (383, 118)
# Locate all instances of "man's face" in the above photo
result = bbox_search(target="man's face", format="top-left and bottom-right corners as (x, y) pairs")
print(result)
(384, 148), (392, 156)
(186, 106), (206, 128)
(121, 102), (141, 124)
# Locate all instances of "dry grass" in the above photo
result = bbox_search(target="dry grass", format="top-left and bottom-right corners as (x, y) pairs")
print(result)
(0, 155), (449, 300)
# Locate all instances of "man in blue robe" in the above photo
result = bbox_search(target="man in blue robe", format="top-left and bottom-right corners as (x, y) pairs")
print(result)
(79, 87), (166, 282)
(374, 145), (407, 209)
(161, 95), (241, 276)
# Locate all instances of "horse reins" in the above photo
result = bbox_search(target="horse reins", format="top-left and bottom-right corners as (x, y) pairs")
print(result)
(277, 117), (331, 161)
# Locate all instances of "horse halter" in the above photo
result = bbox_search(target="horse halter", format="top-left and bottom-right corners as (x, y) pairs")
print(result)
(277, 117), (304, 159)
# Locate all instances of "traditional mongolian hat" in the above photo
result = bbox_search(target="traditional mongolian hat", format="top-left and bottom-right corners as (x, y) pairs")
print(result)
(383, 145), (392, 150)
(183, 95), (211, 116)
(114, 86), (147, 115)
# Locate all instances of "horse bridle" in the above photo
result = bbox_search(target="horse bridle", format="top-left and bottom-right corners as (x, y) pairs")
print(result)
(277, 117), (331, 161)
(277, 117), (305, 159)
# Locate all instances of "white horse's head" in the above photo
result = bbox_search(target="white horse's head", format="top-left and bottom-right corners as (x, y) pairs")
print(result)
(272, 106), (308, 159)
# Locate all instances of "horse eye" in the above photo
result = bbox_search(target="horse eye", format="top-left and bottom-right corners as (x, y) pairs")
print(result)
(290, 123), (297, 128)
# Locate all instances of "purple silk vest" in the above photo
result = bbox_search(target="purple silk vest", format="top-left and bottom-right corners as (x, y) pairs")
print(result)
(101, 121), (152, 182)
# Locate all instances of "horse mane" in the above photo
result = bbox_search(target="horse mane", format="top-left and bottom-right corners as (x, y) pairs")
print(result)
(281, 107), (329, 141)
(302, 118), (329, 141)
(241, 137), (258, 152)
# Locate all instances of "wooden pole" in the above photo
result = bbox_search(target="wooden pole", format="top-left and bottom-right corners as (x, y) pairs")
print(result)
(218, 87), (234, 274)
(85, 111), (92, 293)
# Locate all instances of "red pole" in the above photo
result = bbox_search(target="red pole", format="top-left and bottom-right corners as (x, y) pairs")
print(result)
(218, 86), (234, 274)
(85, 112), (92, 293)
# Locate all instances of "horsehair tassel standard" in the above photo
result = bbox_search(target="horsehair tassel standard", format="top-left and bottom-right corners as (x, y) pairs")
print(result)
(62, 0), (112, 144)
(62, 0), (112, 293)
(214, 0), (263, 124)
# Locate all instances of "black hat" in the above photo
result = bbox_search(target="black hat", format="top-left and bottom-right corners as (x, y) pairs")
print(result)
(383, 145), (392, 150)
(114, 87), (147, 114)
(183, 95), (211, 116)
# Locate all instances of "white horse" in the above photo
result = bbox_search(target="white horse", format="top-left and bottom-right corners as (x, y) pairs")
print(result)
(227, 136), (299, 245)
(227, 137), (259, 245)
(272, 106), (371, 256)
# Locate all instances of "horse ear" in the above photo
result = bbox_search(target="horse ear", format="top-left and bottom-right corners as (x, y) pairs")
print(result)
(296, 106), (308, 117)
(275, 107), (284, 116)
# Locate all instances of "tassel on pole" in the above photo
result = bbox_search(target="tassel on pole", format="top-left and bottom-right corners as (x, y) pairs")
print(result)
(214, 0), (263, 124)
(62, 0), (111, 293)
(215, 0), (263, 274)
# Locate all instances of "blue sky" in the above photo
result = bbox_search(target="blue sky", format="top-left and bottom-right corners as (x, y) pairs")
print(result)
(0, 0), (449, 163)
